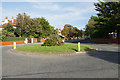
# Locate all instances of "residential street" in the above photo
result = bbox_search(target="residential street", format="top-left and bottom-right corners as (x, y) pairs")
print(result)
(2, 43), (119, 78)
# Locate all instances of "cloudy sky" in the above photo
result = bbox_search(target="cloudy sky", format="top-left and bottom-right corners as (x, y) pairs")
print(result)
(1, 1), (98, 29)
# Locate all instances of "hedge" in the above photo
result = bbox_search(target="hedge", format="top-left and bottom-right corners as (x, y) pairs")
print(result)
(2, 37), (25, 42)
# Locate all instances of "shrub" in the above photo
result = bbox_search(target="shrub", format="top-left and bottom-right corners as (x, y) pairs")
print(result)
(42, 34), (64, 46)
(42, 39), (56, 46)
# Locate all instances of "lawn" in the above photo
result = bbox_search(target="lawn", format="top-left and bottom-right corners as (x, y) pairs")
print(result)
(17, 44), (91, 54)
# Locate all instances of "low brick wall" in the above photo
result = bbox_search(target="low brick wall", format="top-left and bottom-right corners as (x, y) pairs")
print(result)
(0, 39), (37, 46)
(91, 38), (120, 44)
(41, 39), (46, 42)
(33, 39), (37, 43)
(0, 41), (25, 46)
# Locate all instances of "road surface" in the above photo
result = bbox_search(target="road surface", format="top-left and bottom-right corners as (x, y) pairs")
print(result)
(1, 43), (119, 78)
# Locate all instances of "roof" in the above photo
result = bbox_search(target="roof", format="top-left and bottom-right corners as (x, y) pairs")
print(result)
(0, 18), (16, 28)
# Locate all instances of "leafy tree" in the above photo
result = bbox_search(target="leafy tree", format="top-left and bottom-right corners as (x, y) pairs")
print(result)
(23, 13), (32, 37)
(2, 30), (15, 40)
(14, 27), (21, 37)
(16, 13), (55, 38)
(16, 13), (24, 37)
(3, 23), (14, 32)
(30, 18), (43, 38)
(93, 1), (120, 38)
(85, 16), (96, 37)
(16, 12), (32, 37)
(39, 17), (53, 37)
(72, 27), (81, 38)
(62, 24), (83, 39)
(2, 24), (15, 39)
(61, 24), (73, 39)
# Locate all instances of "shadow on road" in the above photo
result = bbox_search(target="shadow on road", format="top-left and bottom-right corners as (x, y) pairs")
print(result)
(65, 38), (119, 65)
(86, 50), (119, 64)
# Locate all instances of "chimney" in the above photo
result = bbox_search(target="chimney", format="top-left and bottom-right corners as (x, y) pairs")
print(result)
(12, 16), (14, 23)
(4, 17), (8, 23)
(5, 17), (8, 19)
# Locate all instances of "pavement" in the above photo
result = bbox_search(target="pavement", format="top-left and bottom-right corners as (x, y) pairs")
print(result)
(1, 42), (119, 78)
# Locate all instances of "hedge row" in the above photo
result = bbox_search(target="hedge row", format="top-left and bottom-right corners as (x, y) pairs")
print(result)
(2, 37), (25, 42)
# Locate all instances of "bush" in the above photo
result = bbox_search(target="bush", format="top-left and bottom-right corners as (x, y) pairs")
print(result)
(42, 34), (64, 46)
(42, 39), (56, 46)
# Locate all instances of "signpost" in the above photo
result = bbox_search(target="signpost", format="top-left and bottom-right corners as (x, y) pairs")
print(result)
(78, 42), (80, 52)
(13, 42), (16, 49)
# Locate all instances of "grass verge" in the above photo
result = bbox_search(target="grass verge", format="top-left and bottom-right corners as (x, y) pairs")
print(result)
(17, 44), (92, 54)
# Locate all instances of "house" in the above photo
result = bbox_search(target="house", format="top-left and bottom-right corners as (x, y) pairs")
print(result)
(0, 17), (17, 30)
(56, 28), (65, 37)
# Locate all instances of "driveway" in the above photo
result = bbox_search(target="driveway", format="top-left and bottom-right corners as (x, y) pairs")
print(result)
(2, 43), (119, 78)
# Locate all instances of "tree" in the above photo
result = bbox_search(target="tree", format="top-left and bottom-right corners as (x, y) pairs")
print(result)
(30, 18), (42, 38)
(2, 24), (15, 39)
(39, 17), (53, 38)
(16, 12), (32, 37)
(61, 24), (73, 39)
(3, 23), (14, 33)
(93, 1), (120, 38)
(16, 13), (24, 37)
(85, 16), (96, 37)
(16, 13), (55, 38)
(72, 27), (81, 38)
(61, 24), (83, 39)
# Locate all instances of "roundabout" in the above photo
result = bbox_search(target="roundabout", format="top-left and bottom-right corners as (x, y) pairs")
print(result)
(2, 43), (118, 78)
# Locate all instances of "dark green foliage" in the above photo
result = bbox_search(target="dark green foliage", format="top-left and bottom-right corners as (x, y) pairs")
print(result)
(42, 39), (56, 46)
(14, 27), (21, 37)
(2, 24), (15, 39)
(85, 1), (120, 38)
(3, 23), (15, 32)
(16, 13), (53, 38)
(92, 1), (120, 38)
(42, 34), (64, 46)
(2, 37), (25, 41)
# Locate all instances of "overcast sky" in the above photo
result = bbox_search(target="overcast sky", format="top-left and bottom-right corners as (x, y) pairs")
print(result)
(1, 2), (98, 29)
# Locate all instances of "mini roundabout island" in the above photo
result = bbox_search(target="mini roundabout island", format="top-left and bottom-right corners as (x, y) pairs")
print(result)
(11, 35), (94, 56)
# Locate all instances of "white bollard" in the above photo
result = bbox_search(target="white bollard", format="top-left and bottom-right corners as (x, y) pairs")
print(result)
(31, 38), (34, 43)
(13, 42), (16, 49)
(25, 38), (28, 44)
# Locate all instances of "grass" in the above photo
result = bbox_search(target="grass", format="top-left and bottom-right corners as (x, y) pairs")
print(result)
(17, 44), (92, 54)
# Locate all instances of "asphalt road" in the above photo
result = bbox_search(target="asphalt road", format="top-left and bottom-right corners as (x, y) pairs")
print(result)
(1, 43), (119, 78)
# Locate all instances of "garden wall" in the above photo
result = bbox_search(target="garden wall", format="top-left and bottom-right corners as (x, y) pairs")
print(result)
(0, 41), (25, 46)
(91, 38), (120, 44)
(0, 38), (67, 46)
(0, 39), (37, 46)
